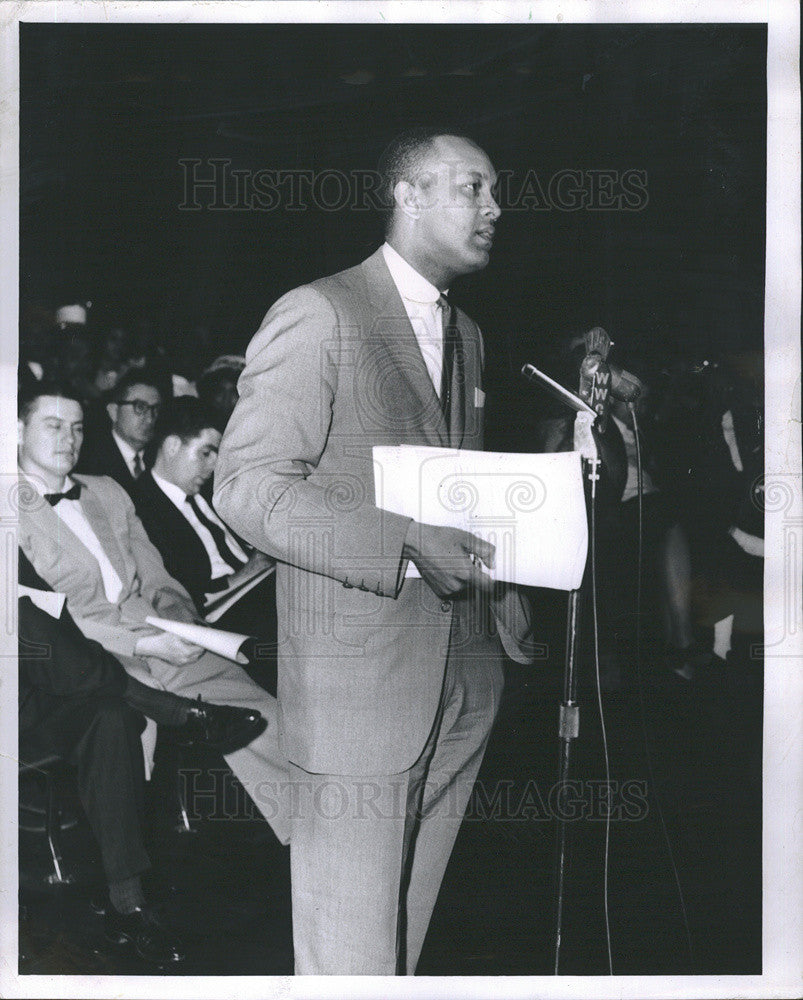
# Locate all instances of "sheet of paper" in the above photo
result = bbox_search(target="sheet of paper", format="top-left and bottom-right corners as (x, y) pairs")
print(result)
(18, 585), (67, 619)
(373, 446), (588, 592)
(204, 564), (274, 624)
(145, 616), (252, 664)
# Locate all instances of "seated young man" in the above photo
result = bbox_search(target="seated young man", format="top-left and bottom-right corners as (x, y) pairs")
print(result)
(17, 382), (289, 846)
(131, 396), (276, 646)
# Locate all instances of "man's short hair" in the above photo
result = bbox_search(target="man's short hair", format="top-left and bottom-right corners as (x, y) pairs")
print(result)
(18, 379), (83, 424)
(110, 365), (171, 404)
(377, 126), (474, 230)
(152, 396), (218, 453)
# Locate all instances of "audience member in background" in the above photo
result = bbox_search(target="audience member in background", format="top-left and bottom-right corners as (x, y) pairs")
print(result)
(534, 342), (703, 684)
(602, 386), (707, 682)
(683, 352), (764, 672)
(132, 397), (275, 653)
(17, 383), (289, 845)
(19, 548), (268, 965)
(75, 367), (171, 494)
(92, 326), (137, 394)
(19, 575), (182, 966)
(196, 356), (245, 433)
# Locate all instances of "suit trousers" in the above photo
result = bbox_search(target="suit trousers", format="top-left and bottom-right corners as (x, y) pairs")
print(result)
(288, 608), (505, 975)
(20, 691), (150, 885)
(127, 649), (290, 845)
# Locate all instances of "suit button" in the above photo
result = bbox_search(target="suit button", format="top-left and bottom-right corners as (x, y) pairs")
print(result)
(441, 601), (452, 612)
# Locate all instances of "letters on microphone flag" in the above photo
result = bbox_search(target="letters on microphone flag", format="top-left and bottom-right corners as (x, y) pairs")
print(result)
(373, 446), (589, 592)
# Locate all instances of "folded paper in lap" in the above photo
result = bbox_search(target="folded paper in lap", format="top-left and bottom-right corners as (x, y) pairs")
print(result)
(145, 616), (252, 664)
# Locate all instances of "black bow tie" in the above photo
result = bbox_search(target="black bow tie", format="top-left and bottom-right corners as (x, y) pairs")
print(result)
(44, 482), (82, 506)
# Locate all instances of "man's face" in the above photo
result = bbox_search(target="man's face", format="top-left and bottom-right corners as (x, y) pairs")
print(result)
(18, 396), (84, 485)
(407, 135), (501, 286)
(162, 428), (221, 497)
(108, 383), (162, 450)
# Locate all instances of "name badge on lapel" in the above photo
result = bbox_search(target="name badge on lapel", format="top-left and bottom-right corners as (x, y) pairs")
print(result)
(474, 387), (485, 408)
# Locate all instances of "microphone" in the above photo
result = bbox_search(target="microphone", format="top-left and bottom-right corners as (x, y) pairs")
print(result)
(578, 326), (644, 410)
(578, 327), (612, 432)
(609, 365), (643, 403)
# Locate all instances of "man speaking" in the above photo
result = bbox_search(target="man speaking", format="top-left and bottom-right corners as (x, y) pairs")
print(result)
(215, 129), (535, 975)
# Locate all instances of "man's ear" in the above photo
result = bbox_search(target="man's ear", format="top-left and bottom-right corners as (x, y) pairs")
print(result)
(394, 179), (421, 220)
(162, 435), (182, 459)
(106, 401), (118, 425)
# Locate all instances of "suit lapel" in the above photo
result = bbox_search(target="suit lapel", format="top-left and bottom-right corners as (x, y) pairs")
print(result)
(143, 475), (213, 581)
(360, 250), (449, 448)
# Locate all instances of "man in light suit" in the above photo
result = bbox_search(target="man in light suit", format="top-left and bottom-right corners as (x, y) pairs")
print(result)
(17, 384), (290, 846)
(214, 129), (536, 974)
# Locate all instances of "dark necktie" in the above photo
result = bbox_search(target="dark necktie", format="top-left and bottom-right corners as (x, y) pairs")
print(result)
(44, 482), (82, 506)
(132, 452), (144, 479)
(186, 494), (243, 572)
(438, 294), (462, 434)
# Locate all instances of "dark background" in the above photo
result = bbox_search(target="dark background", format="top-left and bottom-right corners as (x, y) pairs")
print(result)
(20, 22), (767, 445)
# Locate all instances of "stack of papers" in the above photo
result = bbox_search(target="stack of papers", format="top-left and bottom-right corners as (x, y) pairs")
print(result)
(373, 446), (588, 592)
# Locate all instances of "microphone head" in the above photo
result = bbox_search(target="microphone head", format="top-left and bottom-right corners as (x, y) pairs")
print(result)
(611, 367), (644, 402)
(583, 326), (611, 360)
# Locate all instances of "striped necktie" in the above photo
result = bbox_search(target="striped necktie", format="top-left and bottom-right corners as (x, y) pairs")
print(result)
(185, 494), (244, 572)
(438, 294), (462, 433)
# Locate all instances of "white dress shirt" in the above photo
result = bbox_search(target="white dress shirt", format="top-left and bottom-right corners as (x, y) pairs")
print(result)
(112, 429), (145, 478)
(26, 474), (124, 603)
(381, 241), (447, 397)
(150, 471), (247, 580)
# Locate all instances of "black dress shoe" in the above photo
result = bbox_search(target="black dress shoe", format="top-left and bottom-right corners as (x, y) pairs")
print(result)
(104, 905), (185, 965)
(173, 696), (267, 755)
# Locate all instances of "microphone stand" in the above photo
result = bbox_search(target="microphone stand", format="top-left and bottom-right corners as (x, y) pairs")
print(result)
(552, 410), (600, 974)
(518, 361), (605, 972)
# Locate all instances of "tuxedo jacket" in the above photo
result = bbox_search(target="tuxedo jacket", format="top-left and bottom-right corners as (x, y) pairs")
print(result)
(214, 248), (534, 775)
(75, 424), (140, 497)
(17, 473), (198, 665)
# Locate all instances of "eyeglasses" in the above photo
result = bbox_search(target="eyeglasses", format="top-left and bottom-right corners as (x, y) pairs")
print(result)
(118, 399), (161, 417)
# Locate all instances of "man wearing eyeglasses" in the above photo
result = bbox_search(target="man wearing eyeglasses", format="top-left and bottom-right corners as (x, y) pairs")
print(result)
(76, 367), (168, 494)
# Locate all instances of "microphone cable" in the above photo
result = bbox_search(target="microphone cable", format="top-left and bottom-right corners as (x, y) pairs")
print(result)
(589, 457), (614, 974)
(629, 402), (695, 968)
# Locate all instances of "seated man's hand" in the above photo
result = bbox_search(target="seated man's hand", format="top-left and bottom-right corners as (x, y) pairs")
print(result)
(134, 632), (205, 665)
(403, 522), (495, 599)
